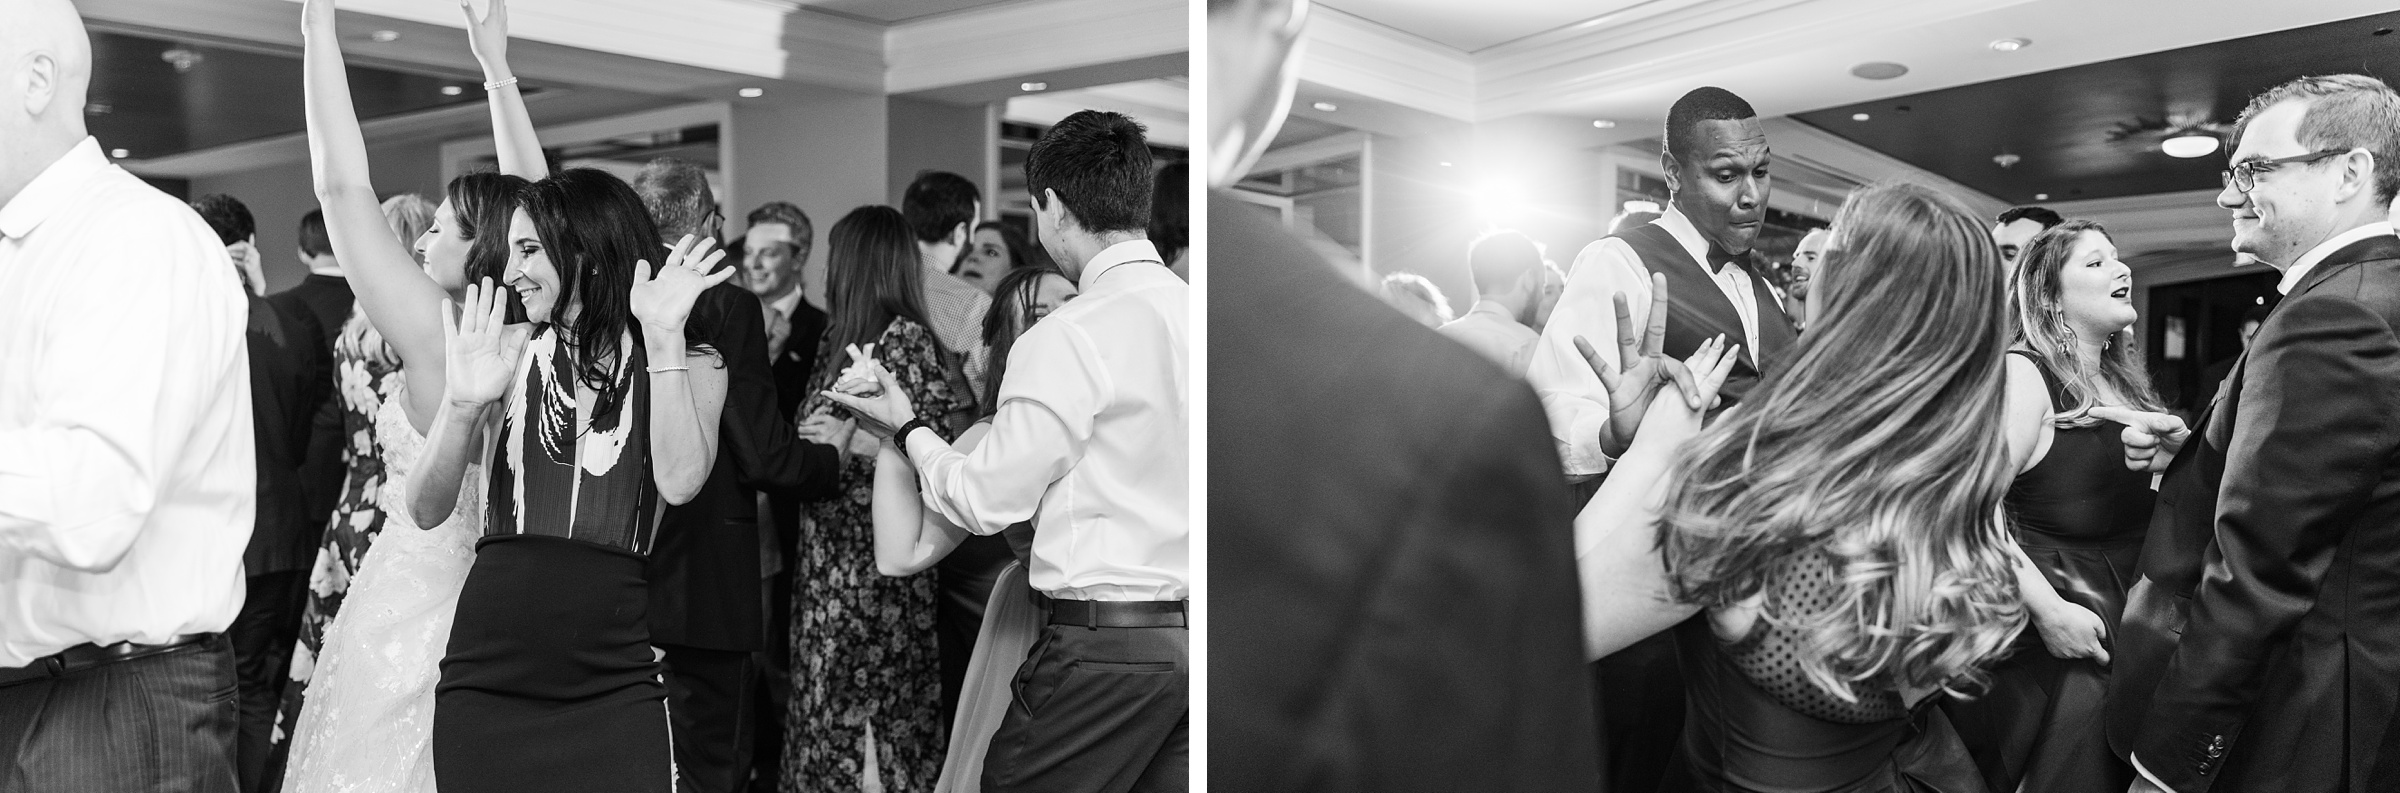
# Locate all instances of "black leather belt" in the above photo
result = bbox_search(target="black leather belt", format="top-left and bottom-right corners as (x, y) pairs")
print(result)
(1047, 599), (1185, 629)
(0, 633), (218, 688)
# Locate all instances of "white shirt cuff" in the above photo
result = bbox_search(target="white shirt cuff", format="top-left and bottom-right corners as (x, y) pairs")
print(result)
(2131, 754), (2175, 792)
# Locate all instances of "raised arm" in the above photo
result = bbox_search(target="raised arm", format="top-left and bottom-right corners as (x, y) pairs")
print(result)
(1525, 240), (1653, 478)
(303, 0), (452, 426)
(463, 0), (546, 179)
(633, 237), (736, 505)
(868, 423), (981, 576)
(1575, 336), (1735, 660)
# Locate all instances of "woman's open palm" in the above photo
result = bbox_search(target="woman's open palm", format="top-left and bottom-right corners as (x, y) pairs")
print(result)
(443, 279), (522, 406)
(631, 234), (735, 331)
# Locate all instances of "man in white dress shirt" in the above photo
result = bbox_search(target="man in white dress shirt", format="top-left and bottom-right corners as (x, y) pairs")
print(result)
(829, 109), (1187, 793)
(1437, 230), (1550, 375)
(1521, 85), (1800, 793)
(0, 1), (254, 790)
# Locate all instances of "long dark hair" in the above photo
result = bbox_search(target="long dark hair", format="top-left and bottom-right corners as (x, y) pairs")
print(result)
(970, 220), (1051, 274)
(1658, 182), (2024, 703)
(450, 172), (528, 321)
(980, 265), (1066, 416)
(515, 168), (721, 422)
(825, 205), (936, 355)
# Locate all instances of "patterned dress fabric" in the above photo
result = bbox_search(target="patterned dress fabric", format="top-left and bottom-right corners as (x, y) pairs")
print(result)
(785, 317), (962, 793)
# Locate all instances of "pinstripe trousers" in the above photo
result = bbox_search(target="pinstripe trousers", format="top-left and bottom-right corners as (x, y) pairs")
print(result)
(0, 635), (240, 793)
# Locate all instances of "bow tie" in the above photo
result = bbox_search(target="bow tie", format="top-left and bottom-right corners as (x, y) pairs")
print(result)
(1705, 246), (1744, 274)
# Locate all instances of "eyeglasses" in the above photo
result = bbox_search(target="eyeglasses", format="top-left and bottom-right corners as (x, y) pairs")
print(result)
(703, 203), (725, 230)
(2221, 148), (2353, 193)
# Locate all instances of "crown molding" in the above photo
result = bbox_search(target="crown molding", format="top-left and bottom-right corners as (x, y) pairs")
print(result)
(884, 0), (1184, 95)
(1297, 5), (1476, 122)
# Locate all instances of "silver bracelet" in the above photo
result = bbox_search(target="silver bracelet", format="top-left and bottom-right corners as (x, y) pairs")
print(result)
(646, 365), (690, 374)
(483, 76), (518, 91)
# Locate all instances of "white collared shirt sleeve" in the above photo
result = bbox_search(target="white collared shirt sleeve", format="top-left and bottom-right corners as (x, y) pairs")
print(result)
(1525, 238), (1651, 477)
(907, 322), (1095, 536)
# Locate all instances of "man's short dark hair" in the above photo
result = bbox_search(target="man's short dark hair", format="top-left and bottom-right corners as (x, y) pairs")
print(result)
(1996, 205), (2064, 229)
(1149, 161), (1188, 263)
(190, 194), (254, 246)
(2232, 74), (2400, 205)
(901, 171), (981, 244)
(746, 200), (815, 254)
(1663, 86), (1758, 166)
(1467, 230), (1543, 297)
(1026, 110), (1155, 234)
(631, 158), (717, 240)
(298, 209), (332, 259)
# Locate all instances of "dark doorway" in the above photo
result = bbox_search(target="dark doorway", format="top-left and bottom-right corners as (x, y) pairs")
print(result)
(2145, 271), (2280, 417)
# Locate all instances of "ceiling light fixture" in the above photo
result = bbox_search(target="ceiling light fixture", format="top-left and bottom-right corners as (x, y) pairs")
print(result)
(1990, 37), (2030, 52)
(1592, 119), (1617, 129)
(1312, 101), (1337, 112)
(440, 85), (463, 96)
(2035, 193), (2049, 200)
(1020, 81), (1048, 92)
(739, 87), (766, 98)
(1439, 161), (1453, 167)
(371, 30), (400, 43)
(1993, 153), (2022, 168)
(110, 148), (128, 158)
(1850, 62), (1908, 80)
(1852, 113), (1870, 121)
(2161, 133), (2221, 159)
(160, 48), (202, 73)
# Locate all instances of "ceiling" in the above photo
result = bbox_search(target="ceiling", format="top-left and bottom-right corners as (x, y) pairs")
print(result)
(1794, 9), (2400, 204)
(1318, 0), (1646, 53)
(795, 0), (1021, 23)
(1006, 77), (1191, 146)
(86, 30), (492, 160)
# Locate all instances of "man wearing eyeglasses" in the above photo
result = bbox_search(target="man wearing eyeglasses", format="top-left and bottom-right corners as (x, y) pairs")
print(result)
(2107, 73), (2400, 793)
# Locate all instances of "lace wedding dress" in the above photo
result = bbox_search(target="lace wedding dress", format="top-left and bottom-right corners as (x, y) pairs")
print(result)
(281, 395), (483, 793)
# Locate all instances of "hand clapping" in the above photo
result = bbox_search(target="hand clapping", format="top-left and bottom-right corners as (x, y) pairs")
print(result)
(630, 234), (735, 332)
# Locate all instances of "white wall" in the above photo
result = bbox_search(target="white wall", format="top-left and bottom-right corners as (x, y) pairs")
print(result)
(725, 86), (892, 309)
(191, 138), (447, 294)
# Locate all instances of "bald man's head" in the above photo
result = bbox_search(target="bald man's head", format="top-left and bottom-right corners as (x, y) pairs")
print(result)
(2, 0), (95, 206)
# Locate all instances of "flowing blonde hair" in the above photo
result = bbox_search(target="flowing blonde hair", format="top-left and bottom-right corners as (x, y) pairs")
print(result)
(1657, 182), (2026, 703)
(2009, 220), (2165, 427)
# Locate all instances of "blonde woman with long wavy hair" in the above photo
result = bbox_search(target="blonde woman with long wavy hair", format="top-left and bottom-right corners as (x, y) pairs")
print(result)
(1573, 182), (2035, 792)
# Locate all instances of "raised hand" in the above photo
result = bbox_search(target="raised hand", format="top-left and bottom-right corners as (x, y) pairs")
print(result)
(1579, 273), (1707, 454)
(461, 0), (510, 71)
(821, 356), (919, 441)
(631, 234), (735, 332)
(442, 278), (523, 407)
(301, 0), (335, 35)
(1650, 335), (1741, 427)
(2033, 599), (2112, 666)
(2088, 405), (2191, 473)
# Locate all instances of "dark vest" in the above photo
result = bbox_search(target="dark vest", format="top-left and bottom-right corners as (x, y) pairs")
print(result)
(1609, 222), (1800, 409)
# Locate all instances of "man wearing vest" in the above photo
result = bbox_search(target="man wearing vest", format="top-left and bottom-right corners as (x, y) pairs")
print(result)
(1523, 85), (1800, 793)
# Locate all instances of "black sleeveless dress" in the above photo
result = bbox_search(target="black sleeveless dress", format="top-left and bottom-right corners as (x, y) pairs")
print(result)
(1664, 554), (1991, 793)
(433, 328), (675, 793)
(1942, 351), (2153, 793)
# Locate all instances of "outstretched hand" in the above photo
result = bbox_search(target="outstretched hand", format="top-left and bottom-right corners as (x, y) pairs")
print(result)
(441, 278), (525, 408)
(1578, 273), (1705, 455)
(820, 356), (919, 441)
(461, 0), (510, 70)
(2088, 405), (2190, 473)
(630, 234), (735, 332)
(1633, 334), (1739, 442)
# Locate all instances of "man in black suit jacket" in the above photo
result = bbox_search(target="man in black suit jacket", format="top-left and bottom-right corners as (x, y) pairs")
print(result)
(635, 163), (847, 793)
(1208, 3), (1598, 787)
(2106, 74), (2400, 793)
(265, 209), (352, 552)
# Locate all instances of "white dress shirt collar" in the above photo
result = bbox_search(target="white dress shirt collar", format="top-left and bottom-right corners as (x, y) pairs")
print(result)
(0, 137), (107, 241)
(1078, 239), (1165, 292)
(2280, 221), (2398, 294)
(766, 285), (805, 320)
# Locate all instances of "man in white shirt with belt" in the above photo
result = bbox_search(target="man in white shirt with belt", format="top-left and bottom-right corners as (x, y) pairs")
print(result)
(829, 109), (1187, 793)
(0, 1), (254, 790)
(1438, 230), (1551, 376)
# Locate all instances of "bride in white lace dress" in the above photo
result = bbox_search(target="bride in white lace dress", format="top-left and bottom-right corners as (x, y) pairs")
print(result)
(279, 0), (545, 789)
(280, 396), (481, 793)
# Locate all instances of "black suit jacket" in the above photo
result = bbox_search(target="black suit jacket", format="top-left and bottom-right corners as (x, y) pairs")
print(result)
(243, 295), (329, 576)
(1208, 191), (1600, 792)
(2107, 233), (2400, 793)
(646, 283), (842, 651)
(764, 298), (830, 563)
(267, 273), (353, 537)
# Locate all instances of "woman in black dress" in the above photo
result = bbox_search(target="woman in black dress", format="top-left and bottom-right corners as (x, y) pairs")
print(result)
(407, 169), (735, 793)
(1570, 182), (2031, 792)
(1945, 219), (2170, 793)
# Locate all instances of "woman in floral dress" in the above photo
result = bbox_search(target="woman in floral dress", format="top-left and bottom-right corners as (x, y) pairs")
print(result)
(786, 205), (964, 793)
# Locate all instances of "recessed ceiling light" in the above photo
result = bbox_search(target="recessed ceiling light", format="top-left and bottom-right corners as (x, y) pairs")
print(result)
(1592, 119), (1617, 129)
(160, 48), (202, 73)
(110, 148), (128, 158)
(1439, 161), (1453, 167)
(371, 30), (400, 43)
(1990, 37), (2030, 52)
(2035, 193), (2049, 200)
(440, 85), (463, 96)
(1312, 101), (1337, 112)
(1852, 112), (1871, 121)
(739, 87), (765, 98)
(1020, 81), (1048, 92)
(2161, 133), (2220, 159)
(1850, 62), (1909, 80)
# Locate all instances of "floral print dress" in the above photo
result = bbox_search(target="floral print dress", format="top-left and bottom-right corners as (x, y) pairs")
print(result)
(271, 310), (403, 759)
(785, 317), (962, 793)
